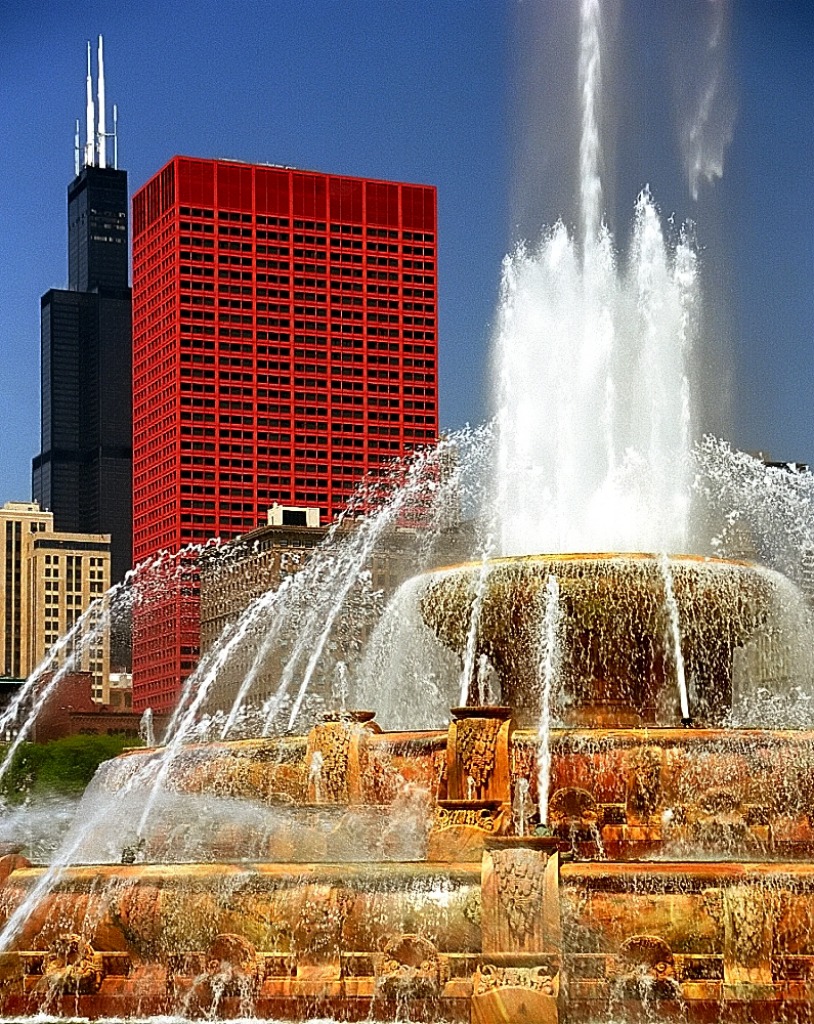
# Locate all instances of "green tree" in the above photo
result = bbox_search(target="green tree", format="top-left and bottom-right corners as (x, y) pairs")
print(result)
(0, 734), (140, 803)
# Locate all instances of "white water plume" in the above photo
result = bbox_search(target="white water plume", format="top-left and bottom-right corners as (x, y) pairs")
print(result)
(670, 0), (736, 201)
(494, 0), (699, 558)
(493, 195), (698, 556)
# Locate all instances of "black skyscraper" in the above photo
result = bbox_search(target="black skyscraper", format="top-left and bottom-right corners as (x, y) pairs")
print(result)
(32, 163), (133, 586)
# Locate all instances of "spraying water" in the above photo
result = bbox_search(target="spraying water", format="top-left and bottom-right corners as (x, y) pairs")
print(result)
(537, 575), (562, 827)
(493, 0), (698, 557)
(0, 587), (119, 789)
(659, 553), (691, 722)
(458, 533), (495, 706)
(512, 776), (534, 837)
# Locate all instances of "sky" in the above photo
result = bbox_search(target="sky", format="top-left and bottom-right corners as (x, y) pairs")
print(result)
(0, 0), (812, 506)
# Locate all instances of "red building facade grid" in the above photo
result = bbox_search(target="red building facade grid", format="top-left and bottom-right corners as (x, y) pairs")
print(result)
(131, 157), (438, 711)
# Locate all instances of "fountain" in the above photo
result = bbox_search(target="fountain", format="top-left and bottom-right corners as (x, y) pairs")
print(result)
(1, 1), (812, 1021)
(3, 536), (814, 1022)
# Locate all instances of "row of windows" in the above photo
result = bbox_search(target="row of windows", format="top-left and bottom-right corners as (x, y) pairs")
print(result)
(178, 208), (433, 242)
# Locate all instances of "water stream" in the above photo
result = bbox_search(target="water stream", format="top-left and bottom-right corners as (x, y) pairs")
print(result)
(459, 533), (495, 706)
(493, 0), (696, 560)
(537, 574), (562, 827)
(659, 553), (691, 722)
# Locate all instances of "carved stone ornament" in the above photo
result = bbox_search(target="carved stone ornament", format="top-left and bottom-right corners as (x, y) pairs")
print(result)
(204, 933), (262, 992)
(375, 934), (447, 1001)
(511, 739), (538, 794)
(41, 934), (102, 995)
(491, 847), (546, 941)
(610, 934), (678, 999)
(473, 963), (556, 996)
(311, 721), (352, 802)
(548, 787), (600, 831)
(457, 717), (502, 790)
(617, 934), (676, 979)
(625, 746), (662, 823)
(433, 804), (499, 833)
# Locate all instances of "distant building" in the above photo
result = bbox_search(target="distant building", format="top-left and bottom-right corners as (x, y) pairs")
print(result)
(32, 38), (132, 586)
(131, 156), (439, 711)
(198, 508), (472, 714)
(107, 670), (133, 710)
(29, 671), (165, 744)
(0, 501), (111, 701)
(1, 502), (53, 679)
(27, 529), (111, 702)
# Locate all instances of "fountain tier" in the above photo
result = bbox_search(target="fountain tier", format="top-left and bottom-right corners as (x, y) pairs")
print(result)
(421, 553), (793, 727)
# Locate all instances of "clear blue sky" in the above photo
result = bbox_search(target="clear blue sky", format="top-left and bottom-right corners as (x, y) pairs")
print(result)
(1, 1), (811, 505)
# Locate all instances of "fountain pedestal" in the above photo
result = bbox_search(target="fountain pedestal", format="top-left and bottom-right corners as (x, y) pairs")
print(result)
(474, 837), (563, 1024)
(305, 711), (380, 804)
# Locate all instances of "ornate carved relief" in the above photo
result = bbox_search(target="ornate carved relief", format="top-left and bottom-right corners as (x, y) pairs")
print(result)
(548, 787), (600, 834)
(308, 722), (352, 803)
(457, 717), (502, 791)
(491, 847), (546, 942)
(471, 964), (560, 1024)
(474, 963), (556, 996)
(510, 738), (537, 796)
(292, 884), (352, 980)
(41, 934), (102, 995)
(375, 934), (447, 1001)
(433, 804), (500, 834)
(205, 933), (262, 992)
(609, 934), (678, 1000)
(625, 747), (662, 824)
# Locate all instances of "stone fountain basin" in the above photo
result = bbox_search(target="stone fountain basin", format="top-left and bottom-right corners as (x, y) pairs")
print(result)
(102, 731), (446, 806)
(7, 858), (814, 1004)
(559, 860), (814, 1013)
(512, 727), (814, 859)
(420, 553), (793, 726)
(0, 861), (482, 958)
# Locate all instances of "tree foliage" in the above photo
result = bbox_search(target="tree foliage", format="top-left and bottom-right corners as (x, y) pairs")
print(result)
(0, 734), (139, 803)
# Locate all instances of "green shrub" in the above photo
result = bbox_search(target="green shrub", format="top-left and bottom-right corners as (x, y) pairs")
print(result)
(0, 734), (139, 803)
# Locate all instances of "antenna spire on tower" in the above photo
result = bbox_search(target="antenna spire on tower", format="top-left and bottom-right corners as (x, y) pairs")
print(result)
(96, 36), (107, 168)
(79, 36), (117, 173)
(84, 41), (95, 167)
(113, 104), (119, 170)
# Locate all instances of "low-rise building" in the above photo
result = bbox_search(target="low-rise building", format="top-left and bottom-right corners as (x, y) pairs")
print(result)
(199, 506), (472, 714)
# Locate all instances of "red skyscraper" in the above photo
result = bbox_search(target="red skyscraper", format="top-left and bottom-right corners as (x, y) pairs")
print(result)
(131, 156), (438, 711)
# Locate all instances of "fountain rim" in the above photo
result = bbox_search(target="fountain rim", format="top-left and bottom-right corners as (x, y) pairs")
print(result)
(423, 551), (757, 575)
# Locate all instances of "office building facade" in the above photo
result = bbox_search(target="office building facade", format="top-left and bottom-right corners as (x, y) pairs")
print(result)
(27, 529), (111, 702)
(131, 156), (438, 711)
